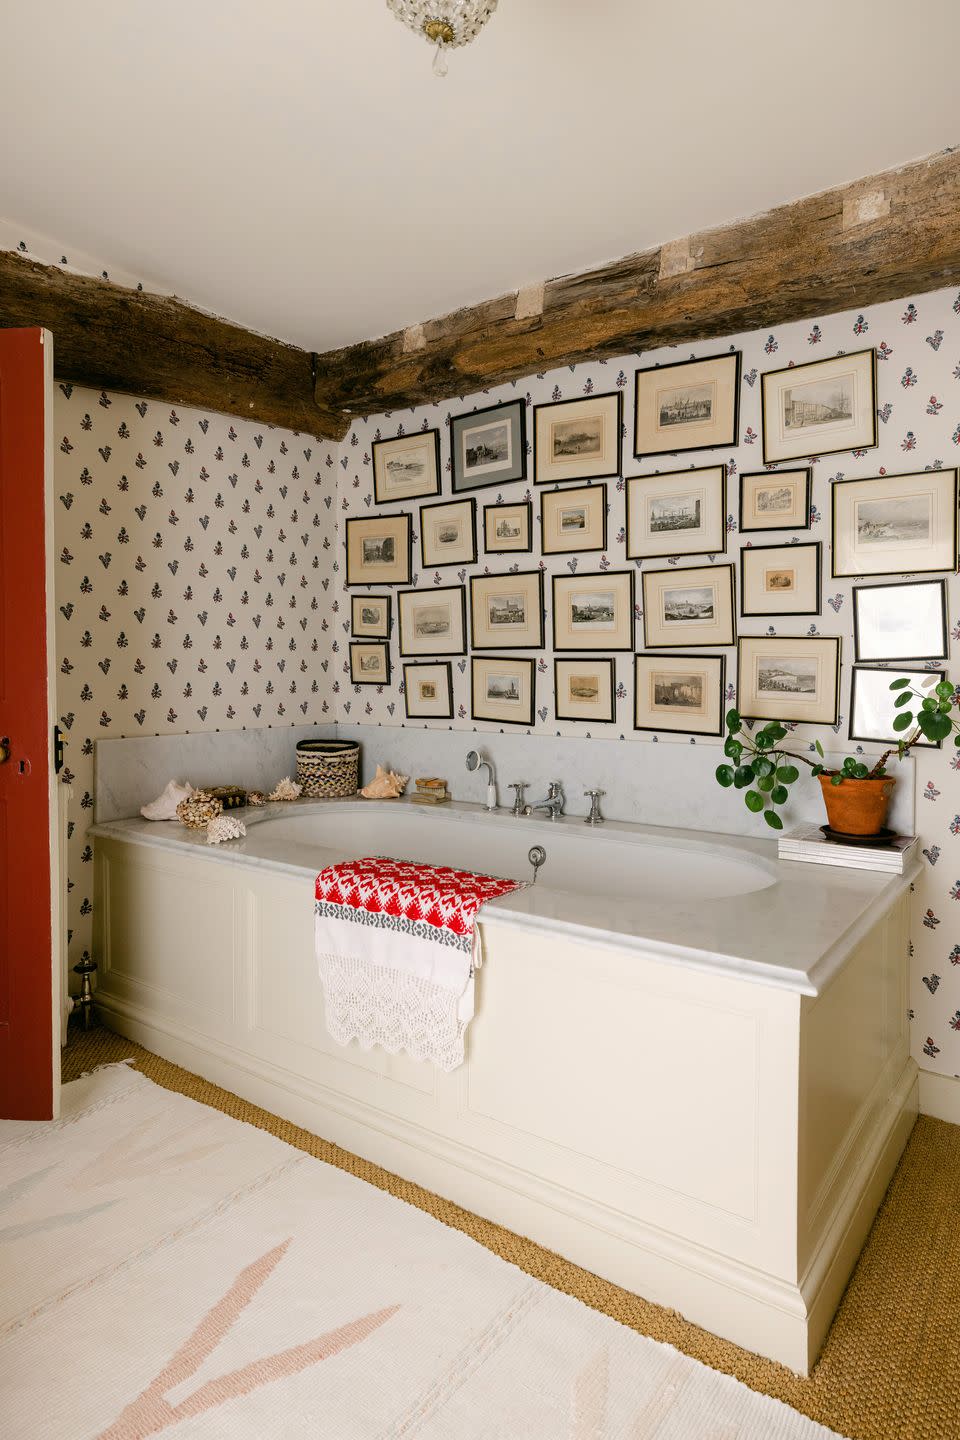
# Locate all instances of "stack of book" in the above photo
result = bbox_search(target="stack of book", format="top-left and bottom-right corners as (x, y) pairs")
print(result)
(777, 824), (917, 874)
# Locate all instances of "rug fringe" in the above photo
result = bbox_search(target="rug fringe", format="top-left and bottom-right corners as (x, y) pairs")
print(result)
(71, 1057), (137, 1081)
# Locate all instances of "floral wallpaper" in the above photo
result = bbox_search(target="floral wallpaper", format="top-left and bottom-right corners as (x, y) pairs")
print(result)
(335, 287), (960, 1083)
(53, 386), (339, 975)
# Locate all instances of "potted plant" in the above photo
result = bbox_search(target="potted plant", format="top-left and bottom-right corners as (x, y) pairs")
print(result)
(715, 675), (959, 836)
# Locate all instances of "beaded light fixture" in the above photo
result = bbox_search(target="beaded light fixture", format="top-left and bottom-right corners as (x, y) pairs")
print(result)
(385, 0), (499, 75)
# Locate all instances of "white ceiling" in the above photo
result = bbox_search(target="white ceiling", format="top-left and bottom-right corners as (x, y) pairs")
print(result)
(2, 1), (958, 353)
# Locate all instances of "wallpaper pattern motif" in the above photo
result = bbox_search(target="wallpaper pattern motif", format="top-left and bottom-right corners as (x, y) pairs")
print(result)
(335, 288), (960, 1079)
(53, 387), (338, 972)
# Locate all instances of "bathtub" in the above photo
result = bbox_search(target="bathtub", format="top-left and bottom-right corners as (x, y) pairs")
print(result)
(90, 797), (919, 1372)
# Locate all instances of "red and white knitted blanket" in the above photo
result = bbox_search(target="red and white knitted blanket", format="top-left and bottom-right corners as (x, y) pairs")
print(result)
(315, 857), (523, 1071)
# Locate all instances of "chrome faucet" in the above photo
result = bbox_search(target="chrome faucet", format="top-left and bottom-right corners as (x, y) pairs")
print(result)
(584, 788), (605, 825)
(524, 780), (565, 821)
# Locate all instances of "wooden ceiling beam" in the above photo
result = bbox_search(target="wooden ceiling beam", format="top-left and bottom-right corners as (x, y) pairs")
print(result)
(0, 251), (349, 441)
(312, 147), (960, 418)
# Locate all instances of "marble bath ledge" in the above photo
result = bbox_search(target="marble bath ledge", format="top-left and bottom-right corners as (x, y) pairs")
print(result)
(89, 796), (918, 997)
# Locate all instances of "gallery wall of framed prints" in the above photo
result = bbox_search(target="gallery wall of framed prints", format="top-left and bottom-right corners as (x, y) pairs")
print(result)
(339, 290), (958, 758)
(332, 283), (960, 1088)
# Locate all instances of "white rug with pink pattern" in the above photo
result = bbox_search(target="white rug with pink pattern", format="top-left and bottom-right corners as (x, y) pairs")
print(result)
(0, 1066), (846, 1439)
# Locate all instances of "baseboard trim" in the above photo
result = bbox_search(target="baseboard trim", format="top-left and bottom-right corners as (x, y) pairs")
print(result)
(919, 1068), (960, 1125)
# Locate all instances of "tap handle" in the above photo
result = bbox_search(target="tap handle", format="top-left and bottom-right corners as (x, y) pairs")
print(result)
(509, 783), (532, 817)
(584, 788), (606, 825)
(584, 788), (605, 798)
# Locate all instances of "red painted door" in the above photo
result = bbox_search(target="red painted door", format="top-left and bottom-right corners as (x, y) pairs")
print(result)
(0, 327), (60, 1120)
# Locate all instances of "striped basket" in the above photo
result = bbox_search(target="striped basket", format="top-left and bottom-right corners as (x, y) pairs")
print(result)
(296, 740), (361, 799)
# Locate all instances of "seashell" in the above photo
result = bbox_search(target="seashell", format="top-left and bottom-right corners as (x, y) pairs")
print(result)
(267, 775), (302, 801)
(206, 814), (247, 845)
(246, 791), (267, 807)
(360, 764), (409, 800)
(176, 790), (223, 829)
(141, 779), (194, 821)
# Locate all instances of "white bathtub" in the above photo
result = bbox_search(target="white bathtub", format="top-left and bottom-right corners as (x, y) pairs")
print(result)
(90, 796), (919, 1372)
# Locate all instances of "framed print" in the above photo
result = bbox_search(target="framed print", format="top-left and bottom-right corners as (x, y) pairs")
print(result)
(349, 641), (391, 686)
(853, 579), (948, 662)
(850, 666), (945, 747)
(760, 348), (877, 464)
(641, 564), (736, 648)
(831, 468), (959, 578)
(420, 497), (477, 569)
(554, 658), (616, 724)
(737, 636), (841, 725)
(351, 593), (391, 639)
(533, 391), (622, 485)
(470, 570), (544, 651)
(740, 542), (821, 617)
(626, 465), (726, 560)
(403, 661), (454, 720)
(371, 429), (441, 505)
(634, 653), (725, 736)
(551, 570), (635, 652)
(345, 513), (411, 587)
(634, 352), (741, 458)
(397, 584), (467, 657)
(540, 483), (607, 556)
(483, 500), (532, 554)
(739, 468), (812, 533)
(450, 399), (527, 493)
(471, 655), (535, 727)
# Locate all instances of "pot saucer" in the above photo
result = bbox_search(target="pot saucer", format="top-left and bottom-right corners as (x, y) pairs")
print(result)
(819, 824), (897, 847)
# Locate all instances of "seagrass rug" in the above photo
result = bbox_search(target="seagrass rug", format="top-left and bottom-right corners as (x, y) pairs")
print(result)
(0, 1064), (848, 1440)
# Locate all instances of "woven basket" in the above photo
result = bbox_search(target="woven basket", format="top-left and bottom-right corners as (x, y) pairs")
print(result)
(296, 740), (360, 799)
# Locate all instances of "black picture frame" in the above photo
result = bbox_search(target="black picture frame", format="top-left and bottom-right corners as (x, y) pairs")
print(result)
(625, 465), (727, 561)
(344, 513), (412, 588)
(852, 578), (949, 662)
(553, 657), (617, 723)
(483, 500), (533, 555)
(551, 569), (635, 653)
(419, 496), (477, 570)
(760, 348), (878, 466)
(830, 467), (960, 578)
(349, 641), (391, 686)
(450, 399), (527, 493)
(849, 665), (946, 748)
(633, 653), (726, 737)
(470, 569), (545, 651)
(397, 584), (468, 657)
(640, 563), (737, 649)
(633, 351), (741, 459)
(350, 594), (392, 639)
(540, 482), (608, 556)
(738, 468), (813, 533)
(739, 541), (822, 617)
(371, 429), (442, 506)
(736, 636), (842, 726)
(470, 656), (536, 727)
(402, 661), (455, 720)
(533, 390), (623, 486)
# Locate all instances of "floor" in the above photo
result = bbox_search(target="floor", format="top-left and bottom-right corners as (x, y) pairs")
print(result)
(64, 1023), (960, 1440)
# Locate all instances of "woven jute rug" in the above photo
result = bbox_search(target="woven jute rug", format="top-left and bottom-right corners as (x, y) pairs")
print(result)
(60, 1025), (960, 1440)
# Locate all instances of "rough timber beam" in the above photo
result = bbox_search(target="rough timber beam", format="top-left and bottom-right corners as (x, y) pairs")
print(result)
(0, 250), (348, 441)
(312, 147), (960, 418)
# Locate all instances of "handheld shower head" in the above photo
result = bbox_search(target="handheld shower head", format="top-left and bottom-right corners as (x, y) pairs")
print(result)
(465, 748), (497, 811)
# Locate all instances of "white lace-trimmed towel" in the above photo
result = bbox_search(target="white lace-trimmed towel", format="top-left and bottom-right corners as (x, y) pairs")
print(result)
(315, 856), (524, 1071)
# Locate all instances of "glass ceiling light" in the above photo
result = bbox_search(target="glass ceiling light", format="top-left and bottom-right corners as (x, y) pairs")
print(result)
(385, 1), (499, 76)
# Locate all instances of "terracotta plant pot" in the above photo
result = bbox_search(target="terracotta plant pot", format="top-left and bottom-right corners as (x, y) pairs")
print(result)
(818, 774), (895, 836)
